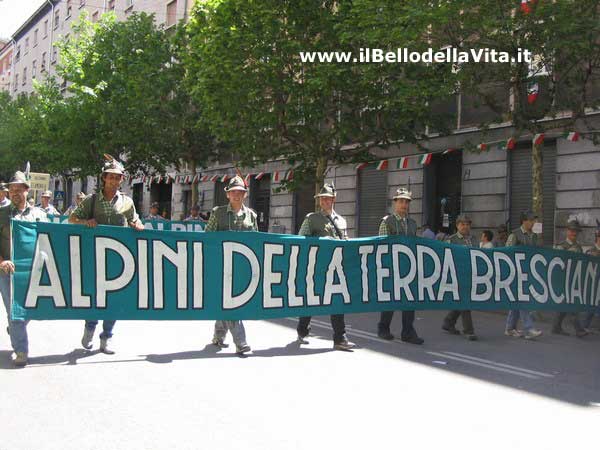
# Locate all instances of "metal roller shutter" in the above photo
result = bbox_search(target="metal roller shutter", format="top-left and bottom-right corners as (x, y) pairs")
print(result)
(509, 142), (556, 246)
(358, 165), (388, 237)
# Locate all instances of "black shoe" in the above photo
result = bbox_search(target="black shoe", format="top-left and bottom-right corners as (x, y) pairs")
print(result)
(442, 324), (460, 335)
(401, 335), (424, 345)
(377, 329), (395, 341)
(464, 333), (478, 341)
(551, 328), (570, 336)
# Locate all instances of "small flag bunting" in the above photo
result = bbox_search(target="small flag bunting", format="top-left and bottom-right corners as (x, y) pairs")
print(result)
(419, 153), (432, 165)
(355, 162), (369, 170)
(443, 148), (456, 155)
(566, 132), (579, 142)
(533, 133), (544, 146)
(527, 81), (539, 104)
(506, 137), (516, 150)
(477, 143), (487, 151)
(396, 157), (408, 169)
(255, 172), (265, 180)
(376, 160), (388, 171)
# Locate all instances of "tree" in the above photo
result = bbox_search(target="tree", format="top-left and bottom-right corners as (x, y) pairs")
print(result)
(46, 12), (183, 178)
(182, 0), (456, 203)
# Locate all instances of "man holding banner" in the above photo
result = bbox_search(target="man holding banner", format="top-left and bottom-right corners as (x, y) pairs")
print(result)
(376, 187), (424, 344)
(0, 171), (48, 367)
(296, 183), (357, 351)
(0, 183), (10, 207)
(68, 155), (144, 354)
(504, 210), (543, 340)
(442, 214), (478, 341)
(205, 176), (255, 354)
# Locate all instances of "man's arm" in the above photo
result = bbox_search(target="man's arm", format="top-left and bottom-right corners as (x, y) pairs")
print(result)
(68, 196), (97, 227)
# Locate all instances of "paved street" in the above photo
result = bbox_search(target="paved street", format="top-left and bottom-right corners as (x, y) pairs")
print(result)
(1, 310), (599, 450)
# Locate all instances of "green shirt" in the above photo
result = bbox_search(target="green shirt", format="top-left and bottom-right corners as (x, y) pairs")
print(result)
(445, 232), (474, 247)
(506, 226), (539, 247)
(71, 191), (140, 227)
(205, 204), (258, 232)
(0, 204), (49, 260)
(586, 245), (600, 257)
(378, 213), (417, 237)
(298, 210), (347, 239)
(554, 240), (583, 253)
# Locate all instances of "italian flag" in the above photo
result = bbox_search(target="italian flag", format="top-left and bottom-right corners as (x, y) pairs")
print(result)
(527, 82), (539, 104)
(419, 153), (432, 166)
(396, 157), (409, 169)
(477, 143), (488, 151)
(155, 175), (162, 184)
(221, 174), (229, 183)
(355, 162), (369, 170)
(165, 176), (172, 184)
(533, 133), (545, 146)
(442, 148), (456, 155)
(505, 137), (516, 150)
(566, 132), (579, 142)
(244, 174), (252, 184)
(376, 160), (388, 171)
(192, 174), (199, 183)
(286, 170), (294, 181)
(210, 175), (219, 182)
(273, 171), (281, 182)
(201, 175), (210, 182)
(255, 172), (265, 180)
(520, 0), (532, 14)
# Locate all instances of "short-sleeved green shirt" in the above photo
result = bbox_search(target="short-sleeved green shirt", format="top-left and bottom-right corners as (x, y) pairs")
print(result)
(71, 191), (139, 227)
(0, 204), (48, 260)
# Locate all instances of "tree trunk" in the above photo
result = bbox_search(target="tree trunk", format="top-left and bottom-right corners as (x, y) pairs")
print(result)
(190, 159), (198, 208)
(531, 141), (543, 226)
(314, 155), (327, 212)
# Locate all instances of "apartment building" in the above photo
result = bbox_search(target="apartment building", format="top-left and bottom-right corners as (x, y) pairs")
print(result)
(0, 41), (12, 92)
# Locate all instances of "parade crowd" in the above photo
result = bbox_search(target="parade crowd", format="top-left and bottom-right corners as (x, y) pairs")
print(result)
(0, 157), (599, 367)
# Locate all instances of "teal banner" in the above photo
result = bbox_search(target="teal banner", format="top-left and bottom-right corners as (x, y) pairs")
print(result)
(10, 221), (600, 321)
(49, 215), (206, 232)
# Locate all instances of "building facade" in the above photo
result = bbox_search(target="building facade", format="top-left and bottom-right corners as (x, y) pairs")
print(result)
(5, 2), (600, 246)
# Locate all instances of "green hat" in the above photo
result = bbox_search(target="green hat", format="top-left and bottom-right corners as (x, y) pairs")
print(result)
(0, 183), (8, 192)
(566, 219), (582, 232)
(456, 214), (472, 224)
(8, 171), (30, 188)
(102, 154), (125, 175)
(224, 176), (247, 192)
(393, 187), (412, 201)
(314, 183), (336, 198)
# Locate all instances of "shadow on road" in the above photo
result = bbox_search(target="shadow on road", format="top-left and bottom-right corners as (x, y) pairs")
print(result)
(142, 341), (334, 364)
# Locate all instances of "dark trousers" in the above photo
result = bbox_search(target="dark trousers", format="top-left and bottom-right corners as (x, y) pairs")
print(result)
(552, 312), (584, 333)
(297, 315), (346, 344)
(443, 311), (474, 335)
(378, 310), (417, 339)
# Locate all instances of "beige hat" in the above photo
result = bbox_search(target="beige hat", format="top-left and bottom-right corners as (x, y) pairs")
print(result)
(77, 192), (87, 199)
(8, 171), (30, 188)
(41, 190), (52, 198)
(393, 187), (412, 201)
(224, 176), (248, 192)
(314, 183), (336, 198)
(102, 154), (125, 175)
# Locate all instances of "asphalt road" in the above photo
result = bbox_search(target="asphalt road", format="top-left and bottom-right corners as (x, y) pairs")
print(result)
(1, 310), (599, 450)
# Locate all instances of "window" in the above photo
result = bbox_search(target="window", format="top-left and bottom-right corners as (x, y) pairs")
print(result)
(15, 46), (20, 61)
(54, 10), (60, 29)
(67, 0), (72, 17)
(25, 38), (29, 54)
(92, 11), (99, 22)
(44, 20), (48, 37)
(32, 60), (37, 79)
(52, 46), (57, 63)
(125, 0), (134, 11)
(22, 67), (27, 85)
(109, 0), (115, 10)
(14, 74), (18, 91)
(34, 29), (38, 46)
(41, 52), (46, 71)
(80, 0), (86, 7)
(166, 1), (178, 27)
